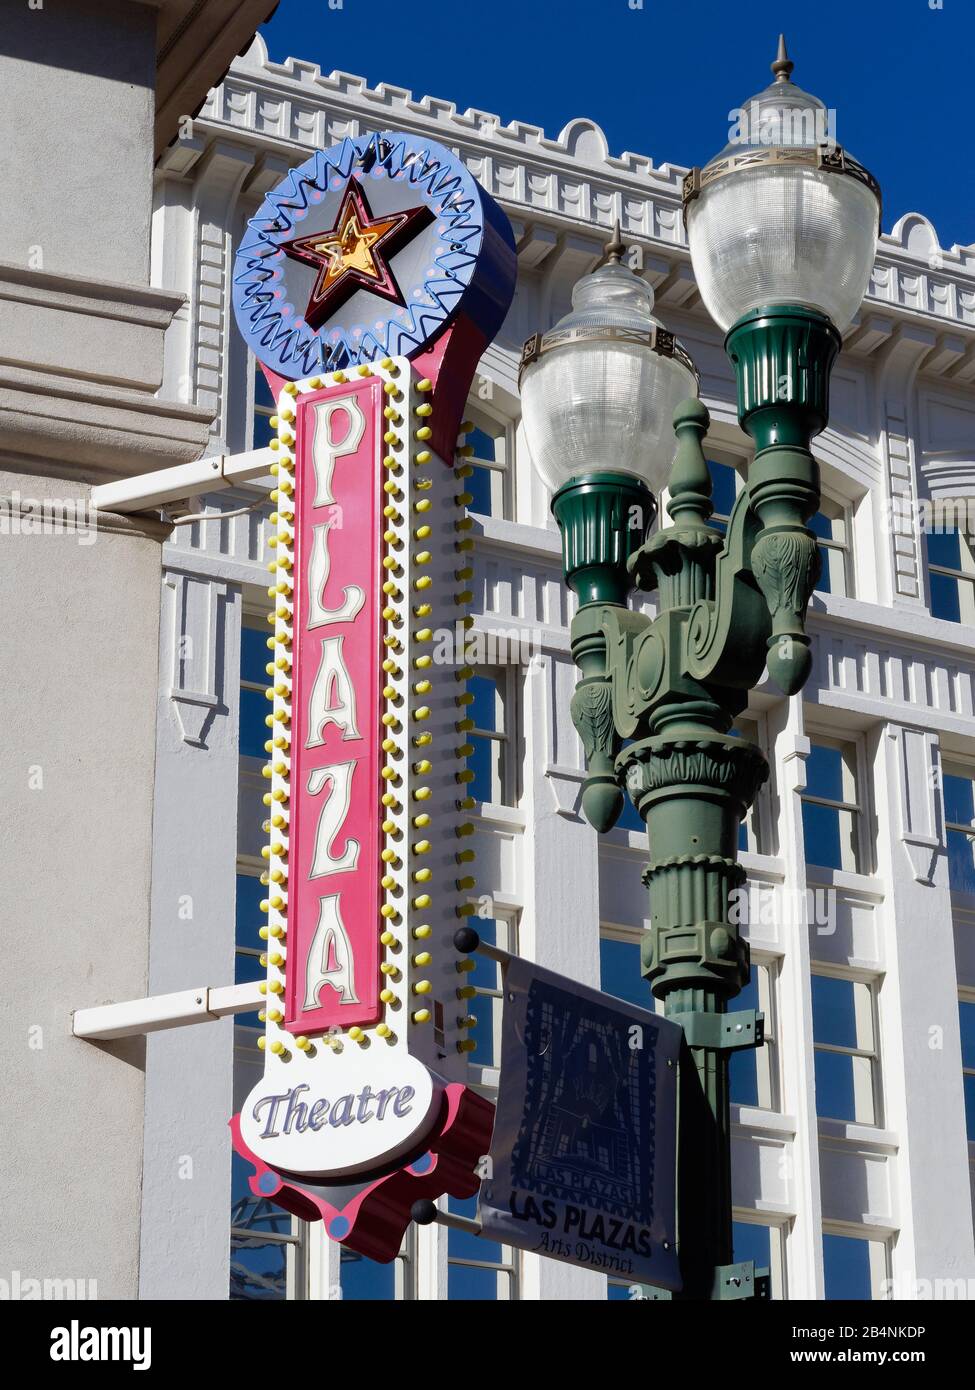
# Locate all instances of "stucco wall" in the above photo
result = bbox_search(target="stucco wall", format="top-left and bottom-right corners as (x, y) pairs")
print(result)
(0, 0), (154, 284)
(0, 471), (165, 1298)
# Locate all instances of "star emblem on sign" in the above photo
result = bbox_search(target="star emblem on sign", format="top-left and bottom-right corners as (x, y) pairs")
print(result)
(279, 177), (434, 330)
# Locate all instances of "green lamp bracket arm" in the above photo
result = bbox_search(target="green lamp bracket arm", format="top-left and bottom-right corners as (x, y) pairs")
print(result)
(683, 485), (771, 691)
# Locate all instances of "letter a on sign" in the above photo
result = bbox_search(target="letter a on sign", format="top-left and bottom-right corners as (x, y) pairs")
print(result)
(303, 895), (360, 1009)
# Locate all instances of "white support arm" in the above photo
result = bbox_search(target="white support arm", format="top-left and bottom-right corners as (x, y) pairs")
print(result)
(89, 447), (276, 515)
(72, 982), (264, 1041)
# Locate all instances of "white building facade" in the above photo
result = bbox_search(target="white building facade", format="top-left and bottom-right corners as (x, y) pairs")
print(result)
(141, 35), (975, 1301)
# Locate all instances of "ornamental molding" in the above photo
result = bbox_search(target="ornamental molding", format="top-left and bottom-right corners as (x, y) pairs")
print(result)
(159, 35), (975, 363)
(886, 724), (943, 886)
(164, 569), (229, 747)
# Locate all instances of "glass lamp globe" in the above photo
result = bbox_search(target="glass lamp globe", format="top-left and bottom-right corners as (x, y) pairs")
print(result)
(519, 231), (698, 500)
(685, 36), (881, 333)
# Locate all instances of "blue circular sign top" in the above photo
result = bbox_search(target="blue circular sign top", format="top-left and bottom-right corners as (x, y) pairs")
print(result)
(233, 130), (516, 378)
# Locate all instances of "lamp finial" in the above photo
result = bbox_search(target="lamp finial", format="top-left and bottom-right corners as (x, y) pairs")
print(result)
(771, 33), (794, 84)
(603, 219), (625, 266)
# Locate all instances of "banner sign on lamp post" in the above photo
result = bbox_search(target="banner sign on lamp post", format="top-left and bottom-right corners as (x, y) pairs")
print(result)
(229, 131), (516, 1261)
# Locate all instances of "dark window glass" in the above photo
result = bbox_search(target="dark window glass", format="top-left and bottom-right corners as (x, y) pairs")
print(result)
(814, 1049), (856, 1123)
(230, 1151), (291, 1300)
(927, 530), (962, 570)
(240, 687), (269, 758)
(468, 463), (494, 516)
(448, 1264), (501, 1299)
(963, 1073), (975, 1143)
(959, 1000), (975, 1071)
(708, 459), (738, 525)
(812, 975), (858, 1049)
(947, 831), (975, 893)
(448, 1192), (503, 1265)
(931, 571), (962, 623)
(730, 973), (760, 1107)
(241, 625), (269, 684)
(340, 1249), (395, 1300)
(805, 743), (846, 802)
(733, 1220), (771, 1272)
(944, 773), (975, 826)
(802, 800), (843, 871)
(236, 874), (265, 944)
(823, 1233), (873, 1300)
(254, 370), (276, 411)
(599, 937), (649, 1011)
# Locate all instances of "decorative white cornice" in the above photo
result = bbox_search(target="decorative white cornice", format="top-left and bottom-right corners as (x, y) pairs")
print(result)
(157, 33), (975, 358)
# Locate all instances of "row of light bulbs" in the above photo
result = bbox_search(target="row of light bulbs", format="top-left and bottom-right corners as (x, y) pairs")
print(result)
(251, 359), (484, 1064)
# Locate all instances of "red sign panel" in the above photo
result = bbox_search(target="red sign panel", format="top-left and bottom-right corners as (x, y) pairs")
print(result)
(285, 381), (383, 1035)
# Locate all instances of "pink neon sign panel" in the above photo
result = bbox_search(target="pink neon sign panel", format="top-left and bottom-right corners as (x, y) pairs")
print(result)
(285, 381), (383, 1035)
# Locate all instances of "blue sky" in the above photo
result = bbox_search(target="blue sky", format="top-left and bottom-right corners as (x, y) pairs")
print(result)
(260, 0), (972, 252)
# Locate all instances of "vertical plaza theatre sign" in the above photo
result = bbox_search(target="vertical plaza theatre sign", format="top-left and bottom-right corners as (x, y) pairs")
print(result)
(229, 131), (517, 1258)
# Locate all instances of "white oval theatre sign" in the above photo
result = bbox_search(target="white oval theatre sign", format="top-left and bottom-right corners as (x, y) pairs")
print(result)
(239, 1050), (441, 1179)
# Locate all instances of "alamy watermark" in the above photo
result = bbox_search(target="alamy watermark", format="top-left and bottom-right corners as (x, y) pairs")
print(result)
(727, 103), (837, 152)
(0, 492), (97, 545)
(882, 496), (975, 538)
(0, 1269), (97, 1299)
(730, 885), (837, 935)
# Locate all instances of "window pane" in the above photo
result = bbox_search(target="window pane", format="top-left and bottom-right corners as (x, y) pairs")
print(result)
(236, 874), (265, 948)
(469, 733), (502, 804)
(230, 1235), (288, 1300)
(599, 937), (649, 1010)
(730, 972), (759, 1106)
(616, 793), (644, 833)
(947, 829), (975, 893)
(733, 1220), (771, 1271)
(960, 1001), (975, 1071)
(466, 917), (501, 1066)
(823, 1233), (873, 1300)
(468, 425), (499, 463)
(945, 772), (975, 826)
(240, 686), (269, 758)
(708, 459), (738, 520)
(253, 412), (276, 450)
(234, 950), (264, 988)
(608, 1280), (635, 1300)
(448, 1263), (501, 1300)
(814, 1049), (856, 1121)
(964, 1073), (975, 1143)
(241, 624), (270, 685)
(815, 545), (847, 597)
(448, 1193), (503, 1264)
(469, 675), (502, 733)
(812, 975), (858, 1049)
(468, 463), (495, 516)
(340, 1249), (395, 1300)
(930, 570), (962, 623)
(254, 369), (276, 411)
(805, 743), (847, 802)
(230, 1151), (292, 1300)
(927, 529), (962, 570)
(802, 799), (851, 871)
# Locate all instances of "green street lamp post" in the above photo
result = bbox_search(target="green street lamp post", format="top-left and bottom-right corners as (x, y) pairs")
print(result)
(519, 38), (880, 1300)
